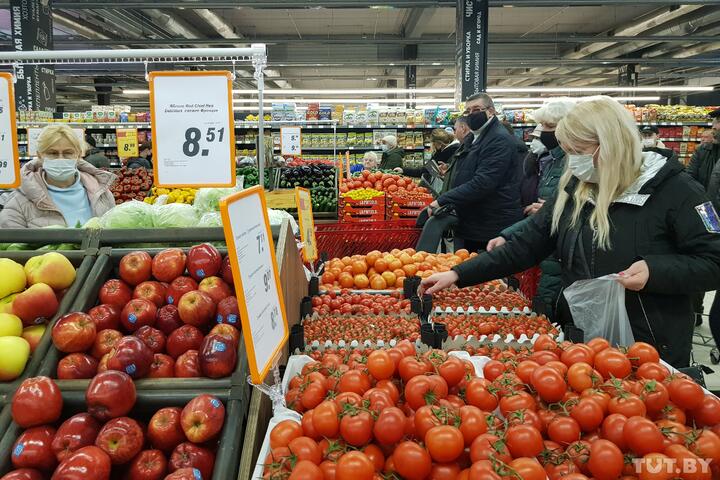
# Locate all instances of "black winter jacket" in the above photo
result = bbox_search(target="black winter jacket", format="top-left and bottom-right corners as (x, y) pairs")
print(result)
(687, 143), (720, 191)
(437, 117), (523, 242)
(453, 152), (720, 367)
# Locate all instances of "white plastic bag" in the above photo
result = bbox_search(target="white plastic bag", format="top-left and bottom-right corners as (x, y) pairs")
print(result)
(563, 274), (635, 347)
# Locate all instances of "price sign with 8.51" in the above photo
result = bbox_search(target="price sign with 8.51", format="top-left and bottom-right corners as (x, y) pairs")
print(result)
(0, 73), (19, 188)
(149, 71), (236, 188)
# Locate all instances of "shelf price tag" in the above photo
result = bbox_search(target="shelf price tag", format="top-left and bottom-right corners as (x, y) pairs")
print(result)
(280, 127), (302, 156)
(28, 126), (84, 157)
(219, 186), (289, 384)
(295, 187), (318, 262)
(0, 73), (19, 188)
(116, 128), (139, 158)
(149, 71), (236, 188)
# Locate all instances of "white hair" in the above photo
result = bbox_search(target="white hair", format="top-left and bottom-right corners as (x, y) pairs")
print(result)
(532, 98), (577, 126)
(382, 135), (398, 148)
(363, 151), (378, 162)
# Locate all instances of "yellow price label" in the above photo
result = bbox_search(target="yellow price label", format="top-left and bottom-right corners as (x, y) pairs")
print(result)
(116, 128), (139, 158)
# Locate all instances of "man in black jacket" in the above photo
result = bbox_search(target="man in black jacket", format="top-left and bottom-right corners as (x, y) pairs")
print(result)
(429, 93), (523, 252)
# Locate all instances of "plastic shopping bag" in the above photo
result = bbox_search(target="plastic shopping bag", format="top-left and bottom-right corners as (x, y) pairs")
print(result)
(563, 274), (635, 347)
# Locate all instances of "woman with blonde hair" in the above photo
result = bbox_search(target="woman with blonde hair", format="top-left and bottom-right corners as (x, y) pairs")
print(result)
(420, 96), (720, 367)
(0, 124), (116, 228)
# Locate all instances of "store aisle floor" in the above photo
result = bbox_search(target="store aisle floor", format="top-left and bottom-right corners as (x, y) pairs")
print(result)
(693, 291), (720, 391)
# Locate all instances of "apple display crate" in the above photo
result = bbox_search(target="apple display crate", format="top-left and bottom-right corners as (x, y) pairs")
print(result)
(0, 228), (95, 252)
(0, 388), (247, 480)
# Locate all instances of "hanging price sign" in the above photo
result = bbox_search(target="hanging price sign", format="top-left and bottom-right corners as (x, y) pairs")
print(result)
(295, 187), (318, 262)
(219, 186), (289, 383)
(0, 73), (19, 188)
(280, 127), (302, 156)
(149, 71), (236, 188)
(116, 128), (139, 158)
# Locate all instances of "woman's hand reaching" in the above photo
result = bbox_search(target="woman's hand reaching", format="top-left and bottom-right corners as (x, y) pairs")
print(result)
(418, 271), (460, 296)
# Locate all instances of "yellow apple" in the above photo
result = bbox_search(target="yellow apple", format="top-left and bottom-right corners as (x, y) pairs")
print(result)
(0, 293), (18, 315)
(12, 283), (59, 326)
(24, 252), (76, 291)
(0, 258), (26, 299)
(0, 336), (30, 380)
(22, 324), (46, 353)
(0, 313), (22, 337)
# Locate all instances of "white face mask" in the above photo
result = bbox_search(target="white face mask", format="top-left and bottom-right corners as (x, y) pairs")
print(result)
(642, 138), (656, 148)
(529, 138), (547, 155)
(381, 144), (389, 152)
(43, 158), (78, 183)
(568, 146), (600, 183)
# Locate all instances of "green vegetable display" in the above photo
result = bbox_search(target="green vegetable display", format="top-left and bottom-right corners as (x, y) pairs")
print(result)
(278, 164), (337, 213)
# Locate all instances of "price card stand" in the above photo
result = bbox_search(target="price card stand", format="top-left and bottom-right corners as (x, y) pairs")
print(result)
(294, 187), (318, 267)
(280, 127), (302, 157)
(219, 186), (289, 399)
(116, 128), (139, 159)
(0, 73), (19, 188)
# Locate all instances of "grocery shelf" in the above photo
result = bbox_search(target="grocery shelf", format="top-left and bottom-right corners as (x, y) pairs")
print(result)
(658, 137), (703, 142)
(17, 122), (151, 129)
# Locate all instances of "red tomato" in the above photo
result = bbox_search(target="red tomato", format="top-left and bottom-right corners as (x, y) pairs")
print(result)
(623, 416), (665, 456)
(373, 407), (406, 445)
(336, 451), (375, 480)
(425, 425), (464, 463)
(594, 348), (632, 379)
(548, 416), (582, 446)
(392, 442), (432, 480)
(506, 425), (544, 458)
(587, 439), (624, 480)
(531, 365), (568, 403)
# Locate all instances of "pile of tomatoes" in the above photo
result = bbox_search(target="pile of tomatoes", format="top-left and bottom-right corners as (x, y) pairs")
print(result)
(264, 337), (720, 480)
(311, 291), (412, 316)
(432, 285), (530, 312)
(340, 171), (429, 196)
(303, 313), (420, 344)
(434, 313), (558, 339)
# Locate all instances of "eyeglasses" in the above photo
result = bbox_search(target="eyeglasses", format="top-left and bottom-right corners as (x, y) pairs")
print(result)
(463, 106), (491, 115)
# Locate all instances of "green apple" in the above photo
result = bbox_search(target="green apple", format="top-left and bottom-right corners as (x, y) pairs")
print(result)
(0, 258), (26, 299)
(0, 293), (18, 315)
(0, 336), (30, 381)
(22, 324), (46, 353)
(0, 313), (22, 337)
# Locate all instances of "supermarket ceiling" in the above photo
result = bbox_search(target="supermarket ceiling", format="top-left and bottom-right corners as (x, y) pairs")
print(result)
(0, 1), (718, 107)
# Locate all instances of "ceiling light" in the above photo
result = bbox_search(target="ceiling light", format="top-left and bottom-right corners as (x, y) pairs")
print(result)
(233, 88), (455, 95)
(492, 96), (660, 102)
(232, 98), (455, 104)
(487, 86), (713, 93)
(123, 89), (150, 95)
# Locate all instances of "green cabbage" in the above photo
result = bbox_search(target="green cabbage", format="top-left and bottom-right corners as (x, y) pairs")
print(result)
(152, 203), (199, 228)
(100, 201), (154, 229)
(193, 187), (240, 214)
(198, 212), (223, 227)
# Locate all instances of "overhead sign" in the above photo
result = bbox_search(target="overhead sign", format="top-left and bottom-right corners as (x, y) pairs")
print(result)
(116, 128), (139, 158)
(219, 186), (289, 384)
(455, 0), (489, 102)
(27, 127), (84, 157)
(149, 71), (236, 188)
(295, 187), (318, 262)
(280, 127), (302, 156)
(0, 74), (20, 188)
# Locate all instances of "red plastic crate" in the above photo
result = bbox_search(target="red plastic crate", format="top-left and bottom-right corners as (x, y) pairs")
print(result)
(316, 221), (422, 258)
(515, 266), (541, 301)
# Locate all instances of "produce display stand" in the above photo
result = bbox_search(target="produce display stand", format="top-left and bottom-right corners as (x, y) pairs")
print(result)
(315, 220), (422, 259)
(0, 227), (93, 251)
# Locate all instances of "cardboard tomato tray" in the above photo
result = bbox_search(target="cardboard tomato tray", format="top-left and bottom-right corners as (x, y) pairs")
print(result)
(37, 248), (251, 393)
(0, 387), (247, 480)
(0, 250), (98, 396)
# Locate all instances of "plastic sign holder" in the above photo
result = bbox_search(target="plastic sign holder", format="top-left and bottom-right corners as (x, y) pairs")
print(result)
(219, 186), (289, 385)
(0, 73), (19, 188)
(280, 127), (302, 156)
(295, 187), (318, 264)
(149, 71), (236, 188)
(116, 128), (139, 158)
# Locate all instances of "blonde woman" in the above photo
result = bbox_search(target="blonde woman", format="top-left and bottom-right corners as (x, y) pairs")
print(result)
(420, 96), (720, 367)
(0, 124), (116, 228)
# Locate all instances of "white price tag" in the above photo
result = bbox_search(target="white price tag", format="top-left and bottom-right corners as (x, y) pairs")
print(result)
(28, 126), (84, 157)
(0, 74), (19, 188)
(280, 127), (302, 156)
(149, 71), (236, 188)
(219, 186), (289, 383)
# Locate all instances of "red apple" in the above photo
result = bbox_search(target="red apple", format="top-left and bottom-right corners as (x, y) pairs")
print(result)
(164, 468), (204, 480)
(51, 413), (102, 463)
(52, 446), (111, 480)
(11, 376), (62, 428)
(133, 281), (167, 308)
(166, 277), (198, 306)
(151, 249), (187, 283)
(198, 334), (237, 379)
(95, 417), (144, 465)
(198, 277), (232, 304)
(169, 443), (215, 480)
(106, 335), (153, 379)
(177, 291), (215, 328)
(52, 312), (97, 353)
(120, 298), (157, 333)
(87, 304), (121, 331)
(98, 279), (132, 307)
(186, 244), (222, 282)
(90, 329), (122, 360)
(13, 283), (60, 326)
(209, 324), (240, 347)
(86, 370), (136, 421)
(128, 449), (167, 480)
(155, 305), (183, 336)
(174, 350), (201, 378)
(147, 407), (186, 453)
(221, 255), (233, 286)
(134, 326), (166, 354)
(12, 425), (57, 471)
(148, 353), (175, 378)
(180, 394), (225, 443)
(57, 353), (99, 380)
(215, 296), (240, 326)
(119, 251), (153, 286)
(166, 325), (204, 359)
(0, 468), (45, 480)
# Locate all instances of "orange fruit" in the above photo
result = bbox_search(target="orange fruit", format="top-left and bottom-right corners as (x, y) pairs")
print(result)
(370, 276), (387, 290)
(354, 274), (370, 289)
(403, 264), (418, 277)
(455, 249), (470, 260)
(338, 272), (354, 288)
(366, 251), (381, 267)
(329, 267), (342, 278)
(330, 260), (344, 271)
(396, 277), (405, 288)
(352, 260), (368, 275)
(418, 262), (431, 272)
(403, 248), (416, 256)
(368, 267), (377, 277)
(399, 253), (413, 265)
(381, 271), (397, 287)
(321, 272), (336, 284)
(449, 255), (462, 266)
(341, 256), (353, 266)
(374, 259), (388, 273)
(383, 255), (396, 264)
(342, 265), (354, 274)
(470, 252), (478, 258)
(411, 253), (425, 263)
(391, 249), (402, 257)
(393, 268), (405, 279)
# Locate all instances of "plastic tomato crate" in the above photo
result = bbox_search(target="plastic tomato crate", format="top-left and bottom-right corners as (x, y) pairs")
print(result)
(316, 220), (422, 257)
(514, 266), (541, 301)
(386, 193), (433, 209)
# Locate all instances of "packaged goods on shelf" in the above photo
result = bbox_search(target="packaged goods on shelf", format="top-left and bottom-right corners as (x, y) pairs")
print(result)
(17, 108), (151, 124)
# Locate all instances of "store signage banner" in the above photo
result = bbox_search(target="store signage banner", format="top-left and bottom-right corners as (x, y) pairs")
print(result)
(0, 74), (20, 188)
(295, 187), (318, 262)
(10, 0), (56, 111)
(219, 186), (289, 384)
(116, 128), (139, 158)
(27, 126), (83, 156)
(149, 71), (236, 188)
(455, 0), (489, 103)
(280, 127), (302, 156)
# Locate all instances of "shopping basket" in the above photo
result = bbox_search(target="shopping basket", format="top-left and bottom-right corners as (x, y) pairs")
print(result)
(316, 220), (422, 258)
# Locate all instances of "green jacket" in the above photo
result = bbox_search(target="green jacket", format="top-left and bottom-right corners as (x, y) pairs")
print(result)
(380, 147), (404, 170)
(500, 146), (566, 314)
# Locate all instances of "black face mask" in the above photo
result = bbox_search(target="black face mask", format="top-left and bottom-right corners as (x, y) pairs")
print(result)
(468, 111), (489, 131)
(539, 131), (559, 150)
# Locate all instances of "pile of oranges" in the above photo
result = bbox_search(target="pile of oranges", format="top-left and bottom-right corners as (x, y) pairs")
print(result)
(339, 171), (429, 195)
(321, 248), (476, 291)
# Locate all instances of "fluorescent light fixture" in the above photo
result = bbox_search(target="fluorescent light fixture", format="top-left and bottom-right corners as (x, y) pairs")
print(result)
(488, 86), (713, 93)
(493, 96), (660, 102)
(232, 88), (455, 95)
(124, 89), (150, 95)
(232, 98), (456, 104)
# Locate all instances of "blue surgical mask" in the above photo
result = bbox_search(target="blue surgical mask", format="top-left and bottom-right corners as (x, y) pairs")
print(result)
(568, 146), (600, 183)
(43, 158), (78, 183)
